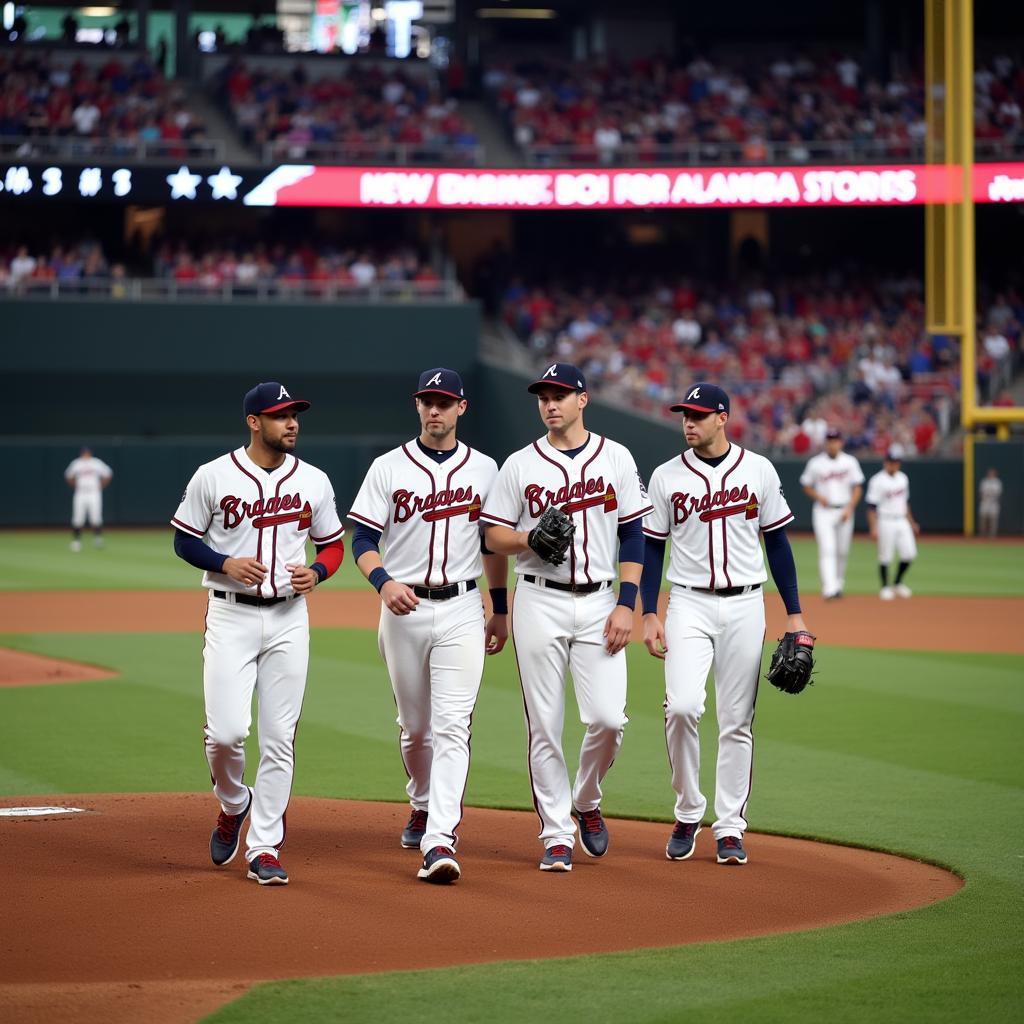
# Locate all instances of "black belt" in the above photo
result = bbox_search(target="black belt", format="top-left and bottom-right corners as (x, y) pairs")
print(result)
(686, 583), (761, 597)
(212, 589), (291, 607)
(523, 574), (610, 595)
(410, 580), (477, 601)
(828, 504), (847, 510)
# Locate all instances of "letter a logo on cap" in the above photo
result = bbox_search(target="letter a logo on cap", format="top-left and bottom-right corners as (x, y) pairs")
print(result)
(426, 372), (442, 387)
(543, 365), (558, 379)
(688, 387), (701, 400)
(278, 386), (291, 400)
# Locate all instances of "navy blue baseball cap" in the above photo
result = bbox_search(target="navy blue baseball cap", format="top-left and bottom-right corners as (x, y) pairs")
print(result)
(414, 367), (465, 400)
(527, 362), (587, 394)
(670, 383), (730, 415)
(826, 427), (843, 440)
(243, 382), (310, 417)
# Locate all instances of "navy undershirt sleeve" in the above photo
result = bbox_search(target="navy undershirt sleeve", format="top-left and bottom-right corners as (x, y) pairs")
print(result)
(640, 537), (666, 615)
(173, 528), (228, 574)
(763, 527), (802, 615)
(617, 518), (645, 564)
(352, 523), (383, 560)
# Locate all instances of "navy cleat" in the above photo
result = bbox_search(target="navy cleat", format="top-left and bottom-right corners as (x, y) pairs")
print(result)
(666, 820), (701, 861)
(401, 808), (428, 849)
(575, 807), (609, 858)
(417, 846), (460, 884)
(247, 853), (289, 885)
(210, 787), (253, 866)
(716, 835), (748, 865)
(539, 844), (573, 872)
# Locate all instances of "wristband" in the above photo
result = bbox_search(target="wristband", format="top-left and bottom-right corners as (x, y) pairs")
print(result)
(616, 581), (638, 611)
(489, 587), (508, 615)
(369, 567), (392, 593)
(311, 563), (328, 584)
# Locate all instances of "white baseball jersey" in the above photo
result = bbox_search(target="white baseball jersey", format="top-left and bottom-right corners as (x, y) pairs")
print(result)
(481, 433), (652, 582)
(644, 445), (793, 587)
(799, 452), (864, 505)
(865, 470), (911, 518)
(65, 456), (112, 495)
(347, 441), (498, 586)
(979, 477), (1003, 513)
(171, 446), (344, 597)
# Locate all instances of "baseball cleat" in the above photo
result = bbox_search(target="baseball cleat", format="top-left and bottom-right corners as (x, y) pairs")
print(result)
(401, 808), (428, 849)
(417, 846), (460, 884)
(716, 836), (748, 865)
(879, 587), (895, 600)
(666, 820), (701, 860)
(575, 807), (609, 857)
(540, 844), (573, 872)
(210, 787), (253, 866)
(70, 540), (81, 552)
(895, 584), (912, 598)
(247, 853), (289, 885)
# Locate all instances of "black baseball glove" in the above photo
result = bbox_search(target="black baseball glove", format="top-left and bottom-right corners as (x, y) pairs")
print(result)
(528, 506), (575, 566)
(766, 631), (816, 695)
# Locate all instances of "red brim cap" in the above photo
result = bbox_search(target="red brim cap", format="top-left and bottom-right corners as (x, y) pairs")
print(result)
(414, 388), (465, 400)
(260, 399), (311, 413)
(528, 380), (580, 393)
(669, 401), (717, 413)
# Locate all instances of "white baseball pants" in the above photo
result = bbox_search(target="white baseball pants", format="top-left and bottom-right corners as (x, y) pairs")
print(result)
(511, 580), (627, 850)
(877, 517), (917, 564)
(202, 592), (309, 861)
(378, 588), (485, 853)
(811, 504), (854, 597)
(663, 585), (764, 838)
(71, 492), (103, 528)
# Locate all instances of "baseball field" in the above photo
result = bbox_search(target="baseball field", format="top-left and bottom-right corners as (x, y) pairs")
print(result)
(1, 529), (1022, 1023)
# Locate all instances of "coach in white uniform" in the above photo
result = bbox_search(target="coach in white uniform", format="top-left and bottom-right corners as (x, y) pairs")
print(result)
(482, 363), (652, 872)
(171, 382), (345, 885)
(800, 428), (864, 599)
(866, 447), (919, 599)
(348, 368), (508, 885)
(64, 446), (113, 551)
(642, 383), (812, 866)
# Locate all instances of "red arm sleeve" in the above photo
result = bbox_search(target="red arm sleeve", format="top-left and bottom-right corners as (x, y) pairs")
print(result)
(312, 539), (345, 581)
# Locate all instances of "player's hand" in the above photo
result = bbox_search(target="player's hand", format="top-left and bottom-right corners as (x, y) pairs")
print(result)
(869, 524), (878, 540)
(381, 580), (419, 615)
(840, 506), (853, 522)
(485, 614), (508, 655)
(286, 563), (318, 594)
(911, 519), (920, 535)
(223, 556), (267, 588)
(603, 605), (633, 655)
(643, 613), (668, 659)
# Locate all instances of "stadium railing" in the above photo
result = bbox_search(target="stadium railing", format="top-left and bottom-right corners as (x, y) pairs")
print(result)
(0, 136), (226, 163)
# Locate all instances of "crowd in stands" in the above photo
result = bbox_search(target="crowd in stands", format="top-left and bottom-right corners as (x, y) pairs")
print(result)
(0, 50), (208, 151)
(485, 51), (1024, 163)
(214, 58), (479, 160)
(499, 271), (1023, 456)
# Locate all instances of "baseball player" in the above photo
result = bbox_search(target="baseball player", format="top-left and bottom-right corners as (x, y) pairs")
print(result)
(481, 362), (652, 872)
(978, 468), (1003, 537)
(171, 382), (345, 885)
(641, 382), (811, 866)
(865, 447), (919, 599)
(64, 446), (113, 551)
(800, 428), (864, 599)
(348, 368), (508, 885)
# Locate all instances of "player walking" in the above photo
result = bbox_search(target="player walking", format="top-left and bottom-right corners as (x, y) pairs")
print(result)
(481, 363), (652, 872)
(800, 428), (864, 599)
(64, 446), (113, 551)
(866, 447), (920, 599)
(348, 368), (508, 885)
(171, 382), (345, 885)
(641, 383), (812, 866)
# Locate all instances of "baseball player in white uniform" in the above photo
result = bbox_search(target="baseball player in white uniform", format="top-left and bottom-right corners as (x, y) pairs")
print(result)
(64, 446), (113, 551)
(171, 382), (345, 885)
(641, 382), (811, 866)
(978, 468), (1003, 537)
(481, 362), (652, 872)
(865, 447), (919, 599)
(348, 368), (508, 885)
(800, 428), (864, 599)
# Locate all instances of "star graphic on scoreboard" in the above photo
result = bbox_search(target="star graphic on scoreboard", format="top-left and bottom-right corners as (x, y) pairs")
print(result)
(207, 166), (243, 200)
(166, 165), (203, 200)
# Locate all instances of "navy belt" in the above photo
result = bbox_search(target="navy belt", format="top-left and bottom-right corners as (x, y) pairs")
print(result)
(523, 574), (610, 595)
(410, 580), (477, 601)
(685, 584), (761, 597)
(212, 589), (291, 607)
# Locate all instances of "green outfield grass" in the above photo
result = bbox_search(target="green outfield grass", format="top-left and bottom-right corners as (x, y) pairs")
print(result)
(0, 530), (1021, 1023)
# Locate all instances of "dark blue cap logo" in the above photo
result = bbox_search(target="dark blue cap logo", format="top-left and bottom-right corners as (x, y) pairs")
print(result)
(243, 382), (311, 418)
(669, 383), (730, 415)
(414, 367), (465, 400)
(527, 362), (587, 394)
